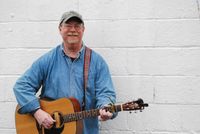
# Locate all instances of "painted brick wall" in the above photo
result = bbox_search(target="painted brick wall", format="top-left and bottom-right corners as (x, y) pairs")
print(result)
(0, 0), (200, 134)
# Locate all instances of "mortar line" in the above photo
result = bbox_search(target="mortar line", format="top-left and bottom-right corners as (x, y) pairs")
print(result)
(196, 0), (200, 18)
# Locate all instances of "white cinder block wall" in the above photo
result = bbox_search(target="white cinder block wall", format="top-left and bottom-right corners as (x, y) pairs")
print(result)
(1, 0), (200, 134)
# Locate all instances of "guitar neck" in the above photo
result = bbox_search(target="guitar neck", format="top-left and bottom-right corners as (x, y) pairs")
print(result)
(63, 104), (122, 122)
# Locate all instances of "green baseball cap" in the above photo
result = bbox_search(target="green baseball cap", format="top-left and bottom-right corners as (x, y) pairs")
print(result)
(59, 11), (84, 26)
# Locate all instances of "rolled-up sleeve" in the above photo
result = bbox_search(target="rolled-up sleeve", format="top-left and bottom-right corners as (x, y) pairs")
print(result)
(13, 58), (45, 114)
(95, 56), (117, 119)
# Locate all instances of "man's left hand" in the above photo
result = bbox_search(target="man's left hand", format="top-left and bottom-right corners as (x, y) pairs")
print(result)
(98, 109), (113, 121)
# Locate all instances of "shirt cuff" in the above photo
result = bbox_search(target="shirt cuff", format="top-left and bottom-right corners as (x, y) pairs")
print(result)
(30, 108), (40, 115)
(18, 98), (40, 114)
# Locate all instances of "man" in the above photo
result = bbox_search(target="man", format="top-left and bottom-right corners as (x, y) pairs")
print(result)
(13, 11), (117, 134)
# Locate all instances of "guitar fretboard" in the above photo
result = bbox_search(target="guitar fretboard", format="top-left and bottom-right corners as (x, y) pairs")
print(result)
(63, 104), (122, 122)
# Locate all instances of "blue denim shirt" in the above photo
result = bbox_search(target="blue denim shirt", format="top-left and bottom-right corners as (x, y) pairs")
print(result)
(13, 44), (116, 134)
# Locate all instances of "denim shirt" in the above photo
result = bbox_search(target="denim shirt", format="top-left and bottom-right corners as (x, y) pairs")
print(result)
(13, 44), (117, 134)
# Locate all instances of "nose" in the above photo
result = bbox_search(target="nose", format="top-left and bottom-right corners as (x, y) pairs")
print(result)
(69, 26), (76, 31)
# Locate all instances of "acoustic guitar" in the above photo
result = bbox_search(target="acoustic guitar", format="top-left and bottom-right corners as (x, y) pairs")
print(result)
(15, 97), (148, 134)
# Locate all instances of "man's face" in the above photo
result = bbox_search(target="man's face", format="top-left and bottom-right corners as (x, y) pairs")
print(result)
(59, 20), (85, 45)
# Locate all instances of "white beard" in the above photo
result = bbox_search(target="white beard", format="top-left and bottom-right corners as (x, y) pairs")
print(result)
(67, 39), (79, 44)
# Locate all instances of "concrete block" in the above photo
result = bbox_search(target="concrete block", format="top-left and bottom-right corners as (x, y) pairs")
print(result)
(0, 0), (78, 22)
(155, 20), (200, 47)
(80, 0), (198, 19)
(84, 20), (156, 47)
(26, 0), (78, 21)
(154, 76), (200, 104)
(0, 102), (16, 128)
(127, 104), (200, 131)
(126, 48), (200, 76)
(0, 22), (60, 48)
(0, 49), (48, 75)
(0, 76), (18, 102)
(93, 48), (129, 75)
(100, 112), (130, 131)
(0, 0), (29, 22)
(112, 76), (154, 103)
(0, 129), (16, 134)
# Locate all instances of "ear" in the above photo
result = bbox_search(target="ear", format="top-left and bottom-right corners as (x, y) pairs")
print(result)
(58, 25), (62, 32)
(82, 25), (85, 32)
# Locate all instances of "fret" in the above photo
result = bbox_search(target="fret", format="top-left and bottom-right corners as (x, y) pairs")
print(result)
(78, 112), (82, 120)
(87, 110), (92, 117)
(115, 105), (122, 112)
(82, 111), (85, 118)
(72, 114), (75, 121)
(91, 109), (95, 116)
(74, 113), (78, 120)
(70, 114), (74, 121)
(63, 105), (121, 123)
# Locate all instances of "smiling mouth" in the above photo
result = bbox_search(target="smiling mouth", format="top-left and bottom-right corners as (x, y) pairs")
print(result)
(68, 35), (78, 37)
(67, 33), (79, 36)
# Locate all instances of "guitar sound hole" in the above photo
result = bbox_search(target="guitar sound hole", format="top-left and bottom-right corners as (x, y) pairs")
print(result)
(44, 125), (64, 134)
(35, 120), (64, 134)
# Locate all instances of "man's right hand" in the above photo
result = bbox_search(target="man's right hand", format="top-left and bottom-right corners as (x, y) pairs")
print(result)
(33, 109), (56, 129)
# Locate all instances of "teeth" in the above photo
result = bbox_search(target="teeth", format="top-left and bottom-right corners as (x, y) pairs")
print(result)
(67, 33), (78, 36)
(68, 35), (78, 36)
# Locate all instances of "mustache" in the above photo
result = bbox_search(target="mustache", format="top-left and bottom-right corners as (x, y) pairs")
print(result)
(67, 33), (79, 36)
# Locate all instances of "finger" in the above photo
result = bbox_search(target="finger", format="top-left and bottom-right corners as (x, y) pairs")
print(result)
(46, 123), (53, 129)
(103, 111), (109, 117)
(100, 109), (106, 115)
(102, 112), (112, 120)
(106, 111), (113, 117)
(100, 109), (110, 120)
(44, 125), (51, 129)
(44, 116), (55, 125)
(43, 122), (52, 129)
(48, 114), (56, 122)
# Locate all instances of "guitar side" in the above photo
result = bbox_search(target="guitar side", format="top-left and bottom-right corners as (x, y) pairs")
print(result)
(15, 98), (83, 134)
(15, 105), (38, 134)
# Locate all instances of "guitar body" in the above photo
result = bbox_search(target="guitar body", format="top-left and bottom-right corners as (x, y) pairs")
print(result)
(15, 98), (83, 134)
(15, 97), (148, 134)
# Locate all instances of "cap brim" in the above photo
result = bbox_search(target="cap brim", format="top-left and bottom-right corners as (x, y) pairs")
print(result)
(63, 16), (83, 24)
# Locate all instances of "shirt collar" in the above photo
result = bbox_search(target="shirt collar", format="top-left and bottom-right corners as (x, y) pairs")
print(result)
(60, 42), (85, 60)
